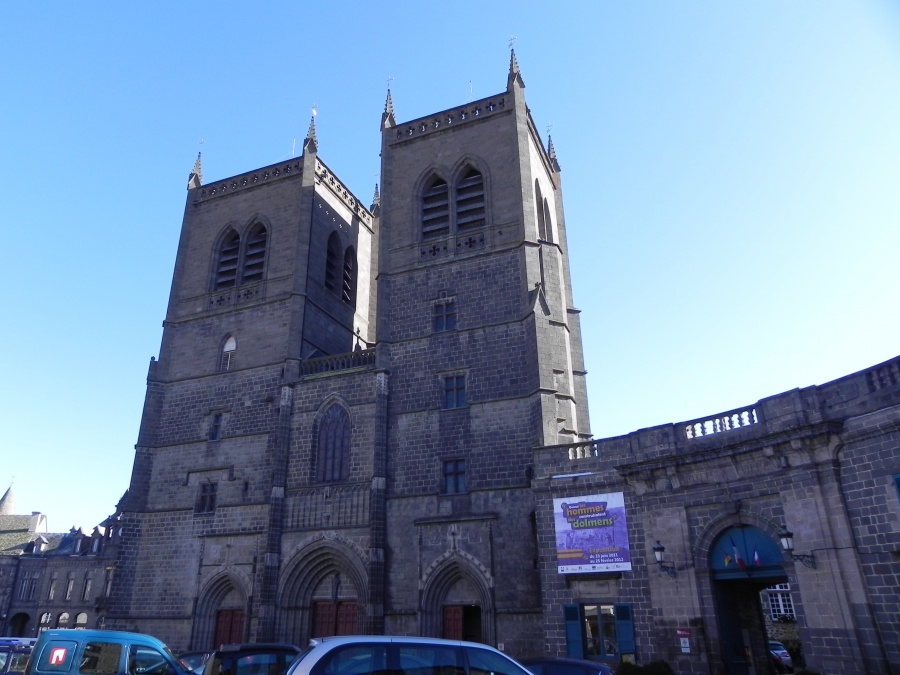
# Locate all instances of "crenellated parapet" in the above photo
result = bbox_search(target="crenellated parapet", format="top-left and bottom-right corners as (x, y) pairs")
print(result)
(193, 159), (303, 201)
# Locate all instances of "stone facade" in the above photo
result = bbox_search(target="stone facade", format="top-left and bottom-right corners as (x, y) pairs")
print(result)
(2, 54), (899, 675)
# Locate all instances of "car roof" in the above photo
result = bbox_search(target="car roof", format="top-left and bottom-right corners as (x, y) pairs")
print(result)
(306, 636), (492, 649)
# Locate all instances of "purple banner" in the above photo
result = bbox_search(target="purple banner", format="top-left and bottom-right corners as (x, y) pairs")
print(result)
(553, 492), (632, 573)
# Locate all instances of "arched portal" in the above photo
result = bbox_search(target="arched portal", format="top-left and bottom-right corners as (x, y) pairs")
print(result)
(192, 573), (249, 650)
(421, 552), (494, 645)
(278, 539), (368, 644)
(708, 525), (788, 675)
(8, 612), (30, 636)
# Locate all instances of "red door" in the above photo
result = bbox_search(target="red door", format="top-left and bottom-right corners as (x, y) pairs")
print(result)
(442, 606), (463, 640)
(214, 610), (244, 648)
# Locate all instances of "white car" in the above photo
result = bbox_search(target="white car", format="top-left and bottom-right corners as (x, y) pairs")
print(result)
(285, 636), (531, 675)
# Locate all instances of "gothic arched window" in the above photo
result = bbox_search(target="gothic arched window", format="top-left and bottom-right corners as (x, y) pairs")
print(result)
(220, 336), (236, 372)
(316, 405), (351, 483)
(215, 230), (241, 290)
(535, 180), (547, 240)
(325, 232), (341, 291)
(542, 198), (553, 243)
(456, 168), (485, 230)
(342, 247), (357, 305)
(241, 223), (267, 284)
(422, 176), (450, 239)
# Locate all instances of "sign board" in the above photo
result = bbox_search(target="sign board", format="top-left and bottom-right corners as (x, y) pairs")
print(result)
(553, 492), (632, 573)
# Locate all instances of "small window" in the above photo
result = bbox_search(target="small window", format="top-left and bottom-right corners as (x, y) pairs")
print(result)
(209, 413), (223, 441)
(220, 337), (236, 372)
(443, 459), (467, 494)
(443, 375), (466, 409)
(422, 177), (450, 239)
(764, 583), (795, 621)
(82, 576), (93, 601)
(434, 299), (457, 332)
(91, 537), (101, 554)
(74, 612), (88, 629)
(195, 483), (217, 515)
(241, 224), (267, 284)
(325, 232), (341, 291)
(215, 231), (241, 290)
(456, 168), (485, 230)
(57, 612), (70, 627)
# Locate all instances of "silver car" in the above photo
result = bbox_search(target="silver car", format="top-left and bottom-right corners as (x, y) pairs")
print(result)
(285, 636), (531, 675)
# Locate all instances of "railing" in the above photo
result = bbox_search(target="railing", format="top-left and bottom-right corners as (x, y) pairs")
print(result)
(683, 406), (758, 440)
(300, 349), (376, 376)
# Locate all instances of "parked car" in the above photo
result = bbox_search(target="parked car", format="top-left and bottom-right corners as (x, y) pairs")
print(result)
(24, 629), (190, 675)
(178, 652), (212, 675)
(768, 641), (793, 673)
(283, 635), (532, 675)
(0, 642), (33, 675)
(519, 657), (614, 675)
(204, 644), (302, 675)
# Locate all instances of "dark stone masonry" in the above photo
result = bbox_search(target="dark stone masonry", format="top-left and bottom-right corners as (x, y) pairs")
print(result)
(2, 53), (898, 675)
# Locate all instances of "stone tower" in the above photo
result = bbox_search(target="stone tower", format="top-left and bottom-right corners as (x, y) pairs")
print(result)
(376, 52), (590, 652)
(109, 52), (591, 653)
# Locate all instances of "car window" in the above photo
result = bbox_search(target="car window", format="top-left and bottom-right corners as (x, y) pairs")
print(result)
(10, 653), (32, 673)
(397, 645), (464, 675)
(463, 648), (530, 675)
(37, 641), (81, 672)
(79, 642), (123, 675)
(539, 664), (584, 675)
(314, 646), (389, 675)
(128, 646), (178, 675)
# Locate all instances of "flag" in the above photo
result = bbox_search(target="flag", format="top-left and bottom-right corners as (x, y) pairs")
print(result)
(730, 537), (746, 571)
(724, 551), (732, 567)
(754, 548), (761, 566)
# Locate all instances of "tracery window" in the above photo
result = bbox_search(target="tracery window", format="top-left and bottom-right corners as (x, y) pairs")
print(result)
(215, 230), (241, 290)
(316, 405), (351, 483)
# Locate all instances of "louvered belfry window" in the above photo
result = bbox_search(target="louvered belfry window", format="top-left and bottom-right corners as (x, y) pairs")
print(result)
(325, 232), (341, 291)
(456, 168), (485, 230)
(342, 247), (357, 304)
(241, 224), (267, 284)
(215, 231), (240, 290)
(422, 177), (450, 239)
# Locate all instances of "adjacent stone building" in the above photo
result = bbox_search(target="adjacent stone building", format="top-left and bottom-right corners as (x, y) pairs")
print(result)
(4, 54), (898, 675)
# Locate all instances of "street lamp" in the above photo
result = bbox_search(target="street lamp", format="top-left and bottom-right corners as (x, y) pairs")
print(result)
(778, 525), (816, 568)
(652, 541), (677, 578)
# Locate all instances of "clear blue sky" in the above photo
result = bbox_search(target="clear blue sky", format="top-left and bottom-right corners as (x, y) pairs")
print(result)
(2, 2), (899, 531)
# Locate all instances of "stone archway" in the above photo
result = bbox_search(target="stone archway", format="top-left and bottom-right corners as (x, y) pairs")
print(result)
(192, 573), (249, 650)
(708, 525), (788, 675)
(420, 551), (494, 645)
(277, 537), (368, 644)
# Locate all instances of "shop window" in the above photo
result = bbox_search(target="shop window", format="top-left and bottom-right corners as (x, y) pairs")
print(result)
(564, 603), (634, 660)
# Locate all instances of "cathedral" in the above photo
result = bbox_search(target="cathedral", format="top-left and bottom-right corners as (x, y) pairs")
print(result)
(5, 53), (899, 675)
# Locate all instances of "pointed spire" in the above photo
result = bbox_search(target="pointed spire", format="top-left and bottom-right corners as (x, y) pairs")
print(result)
(303, 113), (318, 154)
(548, 135), (560, 172)
(507, 48), (525, 91)
(187, 152), (203, 189)
(382, 88), (396, 129)
(0, 484), (14, 515)
(371, 183), (381, 214)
